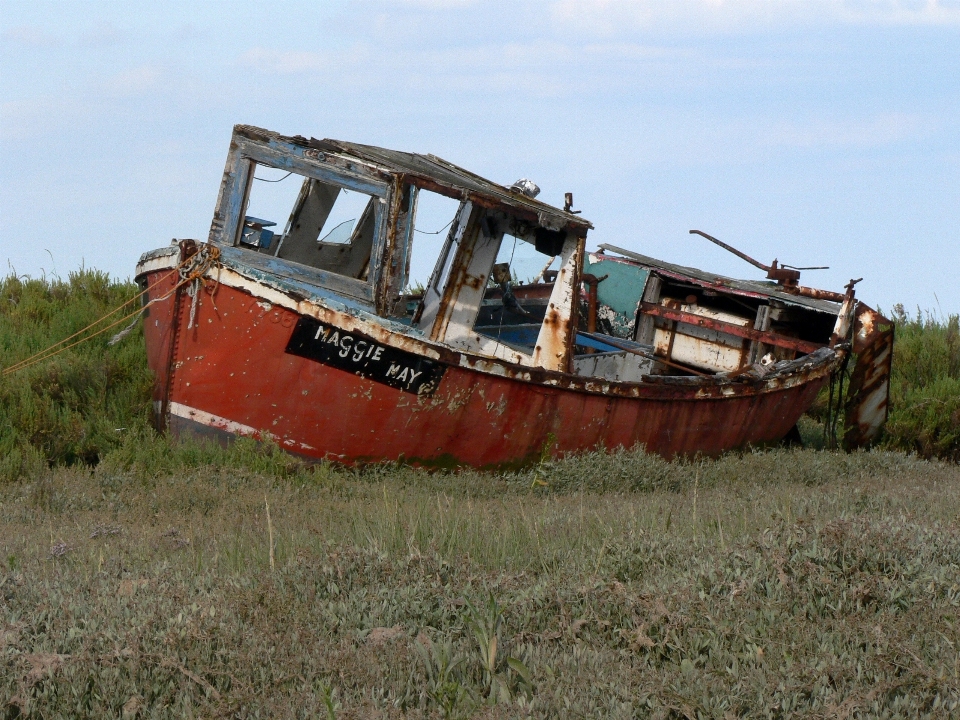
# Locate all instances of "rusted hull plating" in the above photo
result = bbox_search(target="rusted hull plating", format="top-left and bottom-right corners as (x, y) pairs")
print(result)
(139, 263), (836, 467)
(844, 304), (895, 447)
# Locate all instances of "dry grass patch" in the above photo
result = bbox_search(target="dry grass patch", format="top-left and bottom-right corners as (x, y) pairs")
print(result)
(3, 448), (960, 717)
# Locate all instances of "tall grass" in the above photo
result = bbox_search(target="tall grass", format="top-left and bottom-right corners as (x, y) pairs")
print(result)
(0, 270), (154, 480)
(4, 452), (960, 717)
(883, 304), (960, 461)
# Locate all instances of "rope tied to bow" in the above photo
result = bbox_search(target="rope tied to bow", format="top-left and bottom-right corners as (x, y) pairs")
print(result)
(176, 240), (222, 329)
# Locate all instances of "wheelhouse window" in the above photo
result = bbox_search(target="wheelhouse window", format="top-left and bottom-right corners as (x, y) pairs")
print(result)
(405, 190), (463, 292)
(473, 232), (557, 353)
(238, 161), (383, 282)
(412, 199), (574, 364)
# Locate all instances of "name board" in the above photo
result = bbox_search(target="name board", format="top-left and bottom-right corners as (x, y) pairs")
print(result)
(285, 316), (446, 396)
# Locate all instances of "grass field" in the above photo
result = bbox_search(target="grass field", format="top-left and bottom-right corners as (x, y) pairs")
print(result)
(4, 447), (960, 717)
(2, 271), (960, 717)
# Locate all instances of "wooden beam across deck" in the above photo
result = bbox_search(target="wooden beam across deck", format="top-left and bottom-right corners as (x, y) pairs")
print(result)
(638, 301), (826, 355)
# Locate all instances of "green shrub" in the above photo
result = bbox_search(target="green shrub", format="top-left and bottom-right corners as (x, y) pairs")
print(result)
(883, 306), (960, 460)
(0, 270), (154, 470)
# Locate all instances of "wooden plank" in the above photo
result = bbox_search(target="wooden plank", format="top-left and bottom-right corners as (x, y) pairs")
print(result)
(638, 302), (824, 355)
(634, 275), (662, 345)
(236, 138), (390, 198)
(748, 304), (772, 365)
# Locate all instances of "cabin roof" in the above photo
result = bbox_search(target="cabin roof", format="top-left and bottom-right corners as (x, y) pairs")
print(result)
(234, 125), (593, 234)
(596, 244), (842, 315)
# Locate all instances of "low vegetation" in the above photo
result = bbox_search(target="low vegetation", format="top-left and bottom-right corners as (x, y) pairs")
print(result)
(4, 446), (960, 717)
(0, 271), (152, 481)
(2, 270), (960, 717)
(882, 304), (960, 461)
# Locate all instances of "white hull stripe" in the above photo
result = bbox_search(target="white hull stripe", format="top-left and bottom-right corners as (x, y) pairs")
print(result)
(166, 402), (317, 451)
(168, 402), (260, 437)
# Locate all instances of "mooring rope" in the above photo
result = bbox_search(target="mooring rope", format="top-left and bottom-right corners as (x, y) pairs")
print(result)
(1, 243), (221, 377)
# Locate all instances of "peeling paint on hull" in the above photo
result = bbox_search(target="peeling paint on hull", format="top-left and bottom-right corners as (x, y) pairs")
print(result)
(139, 261), (836, 467)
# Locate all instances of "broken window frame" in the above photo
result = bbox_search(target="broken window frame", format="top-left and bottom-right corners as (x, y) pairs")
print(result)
(208, 137), (392, 305)
(416, 199), (474, 332)
(414, 200), (585, 371)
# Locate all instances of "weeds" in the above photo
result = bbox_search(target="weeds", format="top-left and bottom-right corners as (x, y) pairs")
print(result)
(3, 455), (960, 716)
(320, 683), (341, 720)
(415, 638), (473, 717)
(464, 594), (532, 705)
(883, 305), (960, 460)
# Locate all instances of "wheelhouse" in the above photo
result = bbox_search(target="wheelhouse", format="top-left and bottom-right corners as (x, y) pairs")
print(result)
(208, 125), (591, 372)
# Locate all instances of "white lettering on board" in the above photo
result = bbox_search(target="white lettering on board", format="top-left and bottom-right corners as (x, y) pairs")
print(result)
(352, 341), (367, 362)
(302, 322), (432, 388)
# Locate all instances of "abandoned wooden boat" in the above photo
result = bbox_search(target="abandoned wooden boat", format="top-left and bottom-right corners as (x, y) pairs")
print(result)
(135, 125), (893, 467)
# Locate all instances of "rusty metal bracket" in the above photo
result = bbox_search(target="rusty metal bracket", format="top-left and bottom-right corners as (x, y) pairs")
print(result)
(581, 273), (609, 336)
(689, 229), (830, 290)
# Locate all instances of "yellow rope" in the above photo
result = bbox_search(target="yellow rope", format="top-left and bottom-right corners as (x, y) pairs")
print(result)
(1, 244), (221, 377)
(2, 281), (185, 376)
(2, 265), (179, 376)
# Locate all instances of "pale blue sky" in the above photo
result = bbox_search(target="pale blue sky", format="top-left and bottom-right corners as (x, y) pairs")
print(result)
(2, 0), (958, 314)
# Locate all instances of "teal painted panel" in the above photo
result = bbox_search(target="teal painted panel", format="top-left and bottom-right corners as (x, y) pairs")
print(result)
(583, 254), (650, 338)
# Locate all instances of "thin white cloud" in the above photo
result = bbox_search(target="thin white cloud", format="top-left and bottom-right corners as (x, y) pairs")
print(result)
(550, 0), (960, 33)
(760, 113), (930, 148)
(105, 66), (162, 95)
(238, 42), (566, 93)
(1, 25), (61, 47)
(240, 47), (367, 75)
(236, 38), (685, 98)
(80, 22), (127, 48)
(0, 97), (86, 141)
(837, 0), (960, 25)
(388, 0), (477, 6)
(605, 109), (941, 171)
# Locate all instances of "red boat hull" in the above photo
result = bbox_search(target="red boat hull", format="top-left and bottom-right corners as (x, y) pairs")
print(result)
(139, 264), (831, 467)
